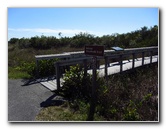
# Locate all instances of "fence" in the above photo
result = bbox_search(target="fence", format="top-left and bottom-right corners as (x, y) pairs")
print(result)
(104, 46), (158, 78)
(49, 46), (158, 91)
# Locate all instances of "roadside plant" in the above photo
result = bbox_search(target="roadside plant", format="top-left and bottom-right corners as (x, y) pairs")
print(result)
(61, 64), (92, 101)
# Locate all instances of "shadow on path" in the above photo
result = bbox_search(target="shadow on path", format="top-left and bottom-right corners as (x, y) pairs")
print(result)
(40, 93), (66, 108)
(21, 76), (56, 86)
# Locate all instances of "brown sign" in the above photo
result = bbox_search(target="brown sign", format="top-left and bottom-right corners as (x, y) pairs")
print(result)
(85, 45), (104, 56)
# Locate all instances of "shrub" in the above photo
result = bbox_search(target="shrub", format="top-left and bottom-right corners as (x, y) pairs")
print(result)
(17, 58), (59, 78)
(37, 59), (59, 77)
(61, 64), (92, 101)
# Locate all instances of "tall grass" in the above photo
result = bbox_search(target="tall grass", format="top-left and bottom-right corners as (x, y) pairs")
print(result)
(8, 46), (82, 79)
(36, 63), (158, 121)
(97, 63), (158, 121)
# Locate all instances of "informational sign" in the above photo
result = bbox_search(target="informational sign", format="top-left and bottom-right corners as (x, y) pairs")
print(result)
(85, 45), (104, 57)
(111, 46), (124, 51)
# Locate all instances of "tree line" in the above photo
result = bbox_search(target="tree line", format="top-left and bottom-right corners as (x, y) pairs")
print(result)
(8, 25), (158, 49)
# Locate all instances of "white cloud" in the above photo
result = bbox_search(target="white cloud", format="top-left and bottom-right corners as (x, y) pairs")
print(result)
(8, 28), (91, 35)
(8, 28), (104, 40)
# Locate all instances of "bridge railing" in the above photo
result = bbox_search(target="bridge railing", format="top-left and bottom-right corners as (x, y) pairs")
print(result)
(104, 46), (158, 79)
(50, 46), (158, 91)
(35, 46), (158, 84)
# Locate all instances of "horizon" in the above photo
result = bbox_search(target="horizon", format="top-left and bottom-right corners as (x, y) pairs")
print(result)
(8, 25), (158, 41)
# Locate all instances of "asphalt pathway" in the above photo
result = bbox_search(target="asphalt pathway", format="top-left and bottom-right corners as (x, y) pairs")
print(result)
(8, 79), (54, 121)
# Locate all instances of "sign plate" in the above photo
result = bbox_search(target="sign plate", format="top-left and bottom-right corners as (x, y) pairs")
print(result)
(85, 45), (104, 56)
(111, 47), (124, 51)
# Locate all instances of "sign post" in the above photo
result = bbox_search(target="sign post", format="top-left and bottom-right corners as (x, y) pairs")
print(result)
(85, 45), (104, 121)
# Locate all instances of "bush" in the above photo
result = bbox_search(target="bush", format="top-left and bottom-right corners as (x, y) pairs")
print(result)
(61, 64), (92, 101)
(37, 59), (59, 77)
(16, 58), (59, 78)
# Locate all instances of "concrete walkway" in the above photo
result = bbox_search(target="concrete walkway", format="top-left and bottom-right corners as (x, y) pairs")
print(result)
(8, 79), (54, 121)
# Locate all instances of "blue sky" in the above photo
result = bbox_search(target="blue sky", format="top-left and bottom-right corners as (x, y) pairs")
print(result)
(8, 8), (158, 40)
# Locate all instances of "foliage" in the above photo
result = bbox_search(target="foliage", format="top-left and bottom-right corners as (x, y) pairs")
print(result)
(35, 63), (158, 121)
(70, 32), (99, 48)
(9, 58), (59, 78)
(37, 59), (59, 77)
(61, 64), (158, 121)
(61, 64), (92, 101)
(8, 38), (19, 44)
(8, 25), (158, 50)
(123, 100), (140, 121)
(19, 61), (36, 76)
(8, 67), (31, 79)
(96, 64), (158, 121)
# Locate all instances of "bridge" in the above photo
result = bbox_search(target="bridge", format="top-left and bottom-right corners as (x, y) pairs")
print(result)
(35, 46), (158, 91)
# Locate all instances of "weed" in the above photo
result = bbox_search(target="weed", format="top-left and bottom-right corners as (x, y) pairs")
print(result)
(123, 100), (140, 121)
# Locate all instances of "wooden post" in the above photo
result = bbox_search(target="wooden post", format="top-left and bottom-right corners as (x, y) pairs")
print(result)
(104, 56), (108, 80)
(97, 60), (100, 69)
(87, 56), (97, 121)
(132, 53), (135, 69)
(83, 59), (87, 77)
(150, 51), (153, 64)
(36, 59), (39, 78)
(142, 52), (144, 66)
(55, 62), (60, 91)
(120, 55), (123, 73)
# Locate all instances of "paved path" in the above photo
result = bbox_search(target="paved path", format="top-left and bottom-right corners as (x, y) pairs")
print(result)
(8, 79), (54, 121)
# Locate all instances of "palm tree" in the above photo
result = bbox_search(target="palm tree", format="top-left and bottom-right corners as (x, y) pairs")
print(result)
(58, 32), (62, 38)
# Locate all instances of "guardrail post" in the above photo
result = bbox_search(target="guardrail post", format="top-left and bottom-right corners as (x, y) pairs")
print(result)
(55, 62), (60, 91)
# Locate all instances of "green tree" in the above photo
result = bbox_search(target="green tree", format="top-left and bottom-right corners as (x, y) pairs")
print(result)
(8, 38), (19, 44)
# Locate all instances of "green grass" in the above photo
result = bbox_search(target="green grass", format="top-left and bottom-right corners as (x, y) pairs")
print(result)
(8, 67), (31, 79)
(8, 47), (82, 79)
